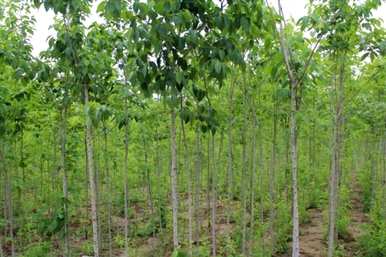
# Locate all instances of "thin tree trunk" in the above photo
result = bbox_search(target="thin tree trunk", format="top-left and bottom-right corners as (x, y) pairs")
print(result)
(210, 133), (217, 257)
(248, 101), (258, 256)
(123, 97), (130, 257)
(0, 236), (3, 257)
(181, 116), (193, 256)
(83, 84), (100, 257)
(103, 125), (113, 257)
(194, 128), (202, 243)
(155, 130), (164, 233)
(382, 130), (386, 219)
(276, 3), (301, 254)
(170, 108), (179, 249)
(142, 135), (154, 214)
(3, 143), (15, 257)
(241, 87), (249, 256)
(84, 133), (89, 240)
(226, 81), (235, 225)
(290, 78), (300, 257)
(60, 106), (70, 257)
(1, 144), (15, 257)
(207, 135), (211, 232)
(269, 88), (278, 246)
(327, 55), (345, 257)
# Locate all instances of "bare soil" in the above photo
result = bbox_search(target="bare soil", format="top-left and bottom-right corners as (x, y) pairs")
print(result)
(341, 175), (368, 256)
(279, 174), (368, 257)
(278, 208), (326, 257)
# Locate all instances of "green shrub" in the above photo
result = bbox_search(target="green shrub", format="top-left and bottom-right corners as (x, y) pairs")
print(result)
(360, 210), (386, 257)
(336, 185), (350, 239)
(22, 242), (52, 257)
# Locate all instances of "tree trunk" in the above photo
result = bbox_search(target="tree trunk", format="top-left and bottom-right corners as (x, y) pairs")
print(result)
(60, 106), (70, 257)
(2, 143), (15, 257)
(269, 88), (278, 246)
(180, 113), (193, 256)
(142, 136), (154, 214)
(327, 56), (345, 257)
(226, 81), (235, 225)
(170, 108), (179, 249)
(123, 97), (130, 257)
(290, 79), (300, 257)
(249, 101), (258, 256)
(210, 133), (217, 257)
(241, 88), (249, 256)
(155, 130), (164, 233)
(276, 4), (300, 254)
(1, 144), (15, 257)
(103, 125), (113, 257)
(194, 128), (202, 243)
(0, 235), (3, 257)
(83, 84), (101, 257)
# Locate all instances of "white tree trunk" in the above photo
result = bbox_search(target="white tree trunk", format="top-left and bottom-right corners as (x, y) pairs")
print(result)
(327, 57), (345, 257)
(60, 106), (70, 257)
(170, 108), (179, 249)
(123, 101), (130, 257)
(83, 84), (100, 257)
(290, 81), (300, 257)
(210, 134), (217, 257)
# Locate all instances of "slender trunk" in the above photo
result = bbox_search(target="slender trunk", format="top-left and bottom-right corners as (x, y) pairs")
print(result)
(143, 136), (154, 214)
(123, 98), (130, 257)
(60, 106), (70, 257)
(241, 88), (249, 256)
(370, 138), (377, 209)
(0, 236), (3, 257)
(248, 102), (258, 256)
(194, 128), (202, 243)
(382, 130), (386, 219)
(155, 130), (164, 233)
(181, 117), (193, 256)
(269, 89), (278, 245)
(207, 135), (211, 232)
(210, 133), (217, 257)
(83, 84), (100, 257)
(1, 145), (15, 257)
(20, 131), (25, 182)
(226, 82), (235, 225)
(276, 3), (300, 255)
(3, 143), (15, 257)
(290, 79), (300, 257)
(170, 108), (179, 249)
(327, 56), (345, 257)
(103, 125), (113, 257)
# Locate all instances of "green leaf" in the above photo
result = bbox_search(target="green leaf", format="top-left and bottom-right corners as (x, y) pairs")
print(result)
(176, 71), (184, 85)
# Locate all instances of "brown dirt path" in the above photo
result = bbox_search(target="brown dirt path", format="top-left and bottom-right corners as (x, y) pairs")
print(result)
(278, 173), (369, 257)
(278, 208), (326, 257)
(341, 175), (368, 256)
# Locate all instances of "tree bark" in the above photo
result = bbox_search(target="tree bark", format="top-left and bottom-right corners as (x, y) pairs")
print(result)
(123, 96), (130, 257)
(269, 87), (278, 246)
(103, 124), (113, 257)
(83, 84), (101, 257)
(210, 133), (217, 257)
(194, 128), (202, 243)
(226, 81), (235, 225)
(327, 56), (345, 257)
(249, 100), (258, 256)
(2, 143), (15, 257)
(170, 108), (179, 249)
(181, 115), (193, 256)
(289, 78), (300, 257)
(276, 3), (300, 254)
(241, 87), (249, 256)
(60, 106), (70, 257)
